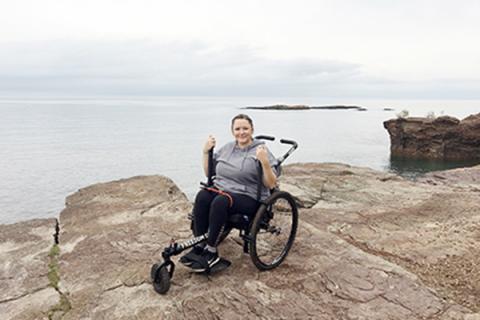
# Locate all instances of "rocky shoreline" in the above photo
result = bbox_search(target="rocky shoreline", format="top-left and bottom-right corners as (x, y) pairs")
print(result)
(1, 163), (480, 319)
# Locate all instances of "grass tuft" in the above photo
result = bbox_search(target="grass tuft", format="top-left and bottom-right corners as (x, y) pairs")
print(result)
(47, 244), (60, 290)
(46, 244), (72, 319)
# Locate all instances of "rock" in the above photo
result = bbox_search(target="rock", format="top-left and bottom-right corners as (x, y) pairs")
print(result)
(57, 175), (191, 320)
(0, 218), (60, 320)
(3, 164), (480, 319)
(383, 113), (480, 160)
(243, 105), (367, 111)
(419, 165), (480, 190)
(283, 163), (480, 316)
(244, 104), (310, 110)
(311, 105), (367, 111)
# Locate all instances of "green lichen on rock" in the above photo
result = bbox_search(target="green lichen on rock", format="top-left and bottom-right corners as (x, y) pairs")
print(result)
(47, 294), (71, 320)
(48, 244), (60, 289)
(47, 244), (72, 319)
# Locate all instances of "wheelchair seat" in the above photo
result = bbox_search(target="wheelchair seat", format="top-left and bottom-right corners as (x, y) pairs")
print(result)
(226, 213), (250, 230)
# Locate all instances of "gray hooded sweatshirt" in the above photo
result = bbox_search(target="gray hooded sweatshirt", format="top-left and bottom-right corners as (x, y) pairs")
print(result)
(213, 139), (278, 201)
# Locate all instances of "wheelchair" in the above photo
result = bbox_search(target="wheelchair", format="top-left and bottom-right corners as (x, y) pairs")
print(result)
(151, 135), (298, 294)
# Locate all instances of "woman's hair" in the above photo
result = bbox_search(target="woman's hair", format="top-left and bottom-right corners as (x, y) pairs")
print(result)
(231, 114), (254, 130)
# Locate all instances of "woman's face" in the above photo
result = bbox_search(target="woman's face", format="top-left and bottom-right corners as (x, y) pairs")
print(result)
(232, 119), (253, 146)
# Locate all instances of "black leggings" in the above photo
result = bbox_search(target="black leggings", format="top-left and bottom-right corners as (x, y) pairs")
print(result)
(192, 189), (260, 247)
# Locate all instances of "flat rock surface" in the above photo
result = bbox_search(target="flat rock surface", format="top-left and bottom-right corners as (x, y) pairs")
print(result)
(282, 163), (480, 315)
(419, 165), (480, 189)
(0, 218), (59, 320)
(3, 164), (480, 319)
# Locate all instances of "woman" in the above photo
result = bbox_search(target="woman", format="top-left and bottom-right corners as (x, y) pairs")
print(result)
(181, 114), (278, 272)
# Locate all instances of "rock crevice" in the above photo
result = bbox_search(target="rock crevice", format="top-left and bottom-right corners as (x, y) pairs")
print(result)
(0, 286), (51, 305)
(46, 222), (72, 320)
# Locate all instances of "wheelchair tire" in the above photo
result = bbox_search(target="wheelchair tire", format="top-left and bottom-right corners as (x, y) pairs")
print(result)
(249, 191), (298, 271)
(151, 264), (171, 294)
(217, 226), (232, 245)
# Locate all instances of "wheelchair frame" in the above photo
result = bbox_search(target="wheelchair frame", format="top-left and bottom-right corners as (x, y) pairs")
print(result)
(151, 135), (298, 294)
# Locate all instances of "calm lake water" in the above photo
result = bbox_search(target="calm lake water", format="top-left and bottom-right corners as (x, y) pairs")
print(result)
(1, 97), (479, 224)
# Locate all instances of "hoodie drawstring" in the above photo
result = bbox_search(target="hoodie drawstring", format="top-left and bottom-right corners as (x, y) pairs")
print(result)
(203, 187), (234, 208)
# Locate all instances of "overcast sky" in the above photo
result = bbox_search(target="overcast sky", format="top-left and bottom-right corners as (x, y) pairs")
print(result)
(1, 0), (479, 98)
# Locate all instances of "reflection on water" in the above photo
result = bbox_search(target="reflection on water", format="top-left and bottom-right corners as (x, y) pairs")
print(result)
(388, 155), (480, 179)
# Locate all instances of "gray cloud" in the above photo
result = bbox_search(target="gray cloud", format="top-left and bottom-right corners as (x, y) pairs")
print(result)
(0, 39), (361, 96)
(0, 39), (479, 98)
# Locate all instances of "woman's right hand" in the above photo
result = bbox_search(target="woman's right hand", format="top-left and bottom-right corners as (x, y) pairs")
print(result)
(203, 135), (216, 154)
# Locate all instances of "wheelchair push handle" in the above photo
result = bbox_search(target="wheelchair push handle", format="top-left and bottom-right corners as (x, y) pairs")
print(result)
(254, 135), (298, 164)
(206, 148), (214, 187)
(280, 138), (298, 148)
(255, 135), (275, 141)
(278, 138), (298, 165)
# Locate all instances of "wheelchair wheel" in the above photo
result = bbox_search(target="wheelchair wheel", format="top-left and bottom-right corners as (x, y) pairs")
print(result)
(215, 226), (232, 245)
(151, 263), (171, 294)
(249, 191), (298, 270)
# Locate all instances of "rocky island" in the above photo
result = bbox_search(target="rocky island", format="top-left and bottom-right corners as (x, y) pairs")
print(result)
(1, 163), (480, 319)
(244, 104), (368, 111)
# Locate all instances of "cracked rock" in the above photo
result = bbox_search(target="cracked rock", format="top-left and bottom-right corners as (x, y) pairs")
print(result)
(0, 218), (59, 319)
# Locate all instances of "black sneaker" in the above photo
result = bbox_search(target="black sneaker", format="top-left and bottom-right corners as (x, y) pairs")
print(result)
(190, 249), (220, 273)
(179, 244), (205, 267)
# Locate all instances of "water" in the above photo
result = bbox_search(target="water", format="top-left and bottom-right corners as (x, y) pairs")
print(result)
(1, 97), (479, 224)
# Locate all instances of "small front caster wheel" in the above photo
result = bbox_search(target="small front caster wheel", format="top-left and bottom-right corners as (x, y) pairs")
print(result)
(151, 264), (171, 294)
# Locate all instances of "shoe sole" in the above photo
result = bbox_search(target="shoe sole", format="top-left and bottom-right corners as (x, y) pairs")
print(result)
(180, 260), (194, 267)
(191, 256), (221, 273)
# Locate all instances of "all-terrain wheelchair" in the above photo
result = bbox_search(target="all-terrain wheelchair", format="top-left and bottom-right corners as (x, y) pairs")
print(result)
(151, 135), (298, 294)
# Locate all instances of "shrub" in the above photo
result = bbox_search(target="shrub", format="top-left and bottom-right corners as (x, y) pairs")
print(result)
(426, 111), (436, 119)
(396, 109), (409, 119)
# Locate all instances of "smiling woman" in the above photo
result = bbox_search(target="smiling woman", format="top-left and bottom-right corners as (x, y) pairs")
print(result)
(181, 113), (278, 272)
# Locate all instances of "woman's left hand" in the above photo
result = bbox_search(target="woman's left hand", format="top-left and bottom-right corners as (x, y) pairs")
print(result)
(256, 145), (269, 164)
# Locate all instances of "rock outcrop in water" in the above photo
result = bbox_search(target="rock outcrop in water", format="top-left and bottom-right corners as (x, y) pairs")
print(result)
(383, 113), (480, 160)
(1, 164), (480, 319)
